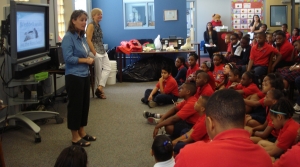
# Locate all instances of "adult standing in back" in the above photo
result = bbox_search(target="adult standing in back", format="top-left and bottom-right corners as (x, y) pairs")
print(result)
(86, 8), (111, 99)
(203, 22), (218, 61)
(249, 15), (262, 33)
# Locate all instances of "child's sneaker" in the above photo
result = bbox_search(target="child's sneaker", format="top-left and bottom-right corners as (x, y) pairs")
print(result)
(143, 111), (160, 119)
(147, 117), (160, 125)
(148, 100), (157, 108)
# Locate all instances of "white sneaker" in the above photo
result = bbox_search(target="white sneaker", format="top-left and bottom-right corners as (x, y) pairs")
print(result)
(294, 103), (300, 112)
(147, 117), (160, 125)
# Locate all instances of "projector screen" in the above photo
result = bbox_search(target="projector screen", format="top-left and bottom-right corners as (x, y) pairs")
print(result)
(17, 11), (45, 52)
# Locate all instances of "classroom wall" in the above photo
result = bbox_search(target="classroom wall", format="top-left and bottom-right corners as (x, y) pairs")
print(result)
(195, 0), (232, 42)
(265, 0), (299, 33)
(91, 0), (187, 49)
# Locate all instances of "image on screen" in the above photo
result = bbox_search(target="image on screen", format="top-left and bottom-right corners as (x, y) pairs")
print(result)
(16, 11), (45, 52)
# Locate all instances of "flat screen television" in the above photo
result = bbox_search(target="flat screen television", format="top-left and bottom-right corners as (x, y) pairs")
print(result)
(8, 1), (49, 64)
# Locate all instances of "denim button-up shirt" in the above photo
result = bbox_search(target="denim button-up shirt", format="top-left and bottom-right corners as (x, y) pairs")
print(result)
(61, 31), (90, 77)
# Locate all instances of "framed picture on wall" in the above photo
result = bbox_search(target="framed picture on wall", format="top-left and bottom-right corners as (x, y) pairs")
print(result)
(270, 5), (287, 27)
(164, 10), (177, 21)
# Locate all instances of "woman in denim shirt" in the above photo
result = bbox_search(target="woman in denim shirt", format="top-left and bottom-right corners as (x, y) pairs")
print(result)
(61, 10), (96, 147)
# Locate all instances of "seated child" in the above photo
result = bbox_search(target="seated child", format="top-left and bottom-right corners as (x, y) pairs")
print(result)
(236, 30), (243, 40)
(266, 33), (273, 46)
(235, 36), (251, 73)
(274, 30), (295, 69)
(243, 73), (284, 127)
(194, 70), (214, 99)
(226, 33), (240, 63)
(291, 28), (299, 43)
(282, 23), (291, 40)
(200, 61), (216, 90)
(226, 68), (241, 89)
(247, 89), (283, 144)
(258, 97), (299, 158)
(186, 53), (199, 83)
(273, 128), (300, 167)
(143, 83), (199, 139)
(259, 24), (268, 33)
(221, 63), (236, 90)
(247, 32), (282, 84)
(174, 89), (273, 167)
(234, 71), (260, 98)
(54, 145), (87, 167)
(224, 33), (232, 57)
(172, 96), (210, 156)
(174, 56), (187, 86)
(212, 53), (225, 89)
(142, 66), (179, 108)
(151, 135), (175, 167)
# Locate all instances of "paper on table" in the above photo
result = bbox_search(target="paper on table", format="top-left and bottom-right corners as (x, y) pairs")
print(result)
(205, 44), (216, 47)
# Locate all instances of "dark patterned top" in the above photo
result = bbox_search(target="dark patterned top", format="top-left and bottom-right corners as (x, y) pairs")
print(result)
(89, 21), (105, 54)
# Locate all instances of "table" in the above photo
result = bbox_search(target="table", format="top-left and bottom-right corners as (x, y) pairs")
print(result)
(117, 50), (196, 82)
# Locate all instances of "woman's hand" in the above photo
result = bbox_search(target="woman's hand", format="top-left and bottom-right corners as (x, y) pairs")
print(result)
(86, 57), (94, 65)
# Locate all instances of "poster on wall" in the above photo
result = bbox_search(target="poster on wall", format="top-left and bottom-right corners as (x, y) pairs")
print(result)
(231, 0), (264, 33)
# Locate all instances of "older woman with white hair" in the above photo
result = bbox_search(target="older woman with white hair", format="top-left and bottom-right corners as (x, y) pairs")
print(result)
(86, 8), (111, 99)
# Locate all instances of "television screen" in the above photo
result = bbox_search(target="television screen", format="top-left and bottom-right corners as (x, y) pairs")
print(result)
(9, 1), (49, 64)
(17, 12), (45, 52)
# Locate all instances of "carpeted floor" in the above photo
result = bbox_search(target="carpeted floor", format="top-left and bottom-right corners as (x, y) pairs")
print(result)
(1, 81), (174, 167)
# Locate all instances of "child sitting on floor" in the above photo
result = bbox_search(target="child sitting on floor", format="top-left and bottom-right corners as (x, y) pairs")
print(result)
(194, 70), (214, 99)
(54, 145), (88, 167)
(151, 135), (175, 167)
(266, 33), (273, 46)
(246, 89), (283, 144)
(200, 61), (216, 90)
(174, 56), (187, 86)
(234, 71), (260, 98)
(226, 68), (241, 89)
(141, 66), (178, 108)
(172, 96), (210, 156)
(212, 53), (225, 89)
(143, 83), (199, 139)
(258, 97), (299, 158)
(224, 33), (232, 57)
(221, 63), (236, 90)
(186, 53), (199, 83)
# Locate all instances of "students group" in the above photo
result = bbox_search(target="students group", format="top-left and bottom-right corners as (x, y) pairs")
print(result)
(140, 26), (300, 167)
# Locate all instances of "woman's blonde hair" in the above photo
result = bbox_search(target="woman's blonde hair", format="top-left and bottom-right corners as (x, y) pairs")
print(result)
(91, 8), (102, 17)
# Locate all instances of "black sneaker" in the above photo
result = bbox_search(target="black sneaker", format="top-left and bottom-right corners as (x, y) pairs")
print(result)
(143, 111), (157, 119)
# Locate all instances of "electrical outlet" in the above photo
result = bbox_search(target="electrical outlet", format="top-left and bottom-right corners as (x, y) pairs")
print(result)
(49, 33), (54, 40)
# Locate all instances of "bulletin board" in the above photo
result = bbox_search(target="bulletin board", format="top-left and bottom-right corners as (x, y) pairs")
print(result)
(231, 0), (264, 32)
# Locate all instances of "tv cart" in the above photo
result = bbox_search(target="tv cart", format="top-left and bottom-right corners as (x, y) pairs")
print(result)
(0, 52), (63, 143)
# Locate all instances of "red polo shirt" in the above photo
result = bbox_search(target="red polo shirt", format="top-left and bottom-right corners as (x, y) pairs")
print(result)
(213, 64), (225, 84)
(186, 64), (199, 78)
(176, 96), (199, 124)
(235, 83), (260, 98)
(227, 42), (231, 53)
(285, 32), (291, 41)
(276, 118), (299, 151)
(250, 43), (279, 66)
(194, 83), (214, 99)
(156, 75), (179, 97)
(190, 114), (210, 142)
(175, 129), (272, 167)
(207, 71), (216, 90)
(273, 143), (300, 167)
(277, 40), (294, 62)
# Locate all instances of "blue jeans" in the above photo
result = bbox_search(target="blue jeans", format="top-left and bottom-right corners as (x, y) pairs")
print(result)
(295, 76), (300, 105)
(143, 89), (178, 104)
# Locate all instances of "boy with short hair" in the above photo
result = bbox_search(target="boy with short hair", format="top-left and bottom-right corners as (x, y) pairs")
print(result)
(247, 32), (282, 83)
(194, 70), (214, 99)
(274, 30), (295, 69)
(281, 23), (290, 40)
(141, 66), (178, 108)
(172, 96), (210, 156)
(144, 83), (199, 139)
(174, 89), (273, 167)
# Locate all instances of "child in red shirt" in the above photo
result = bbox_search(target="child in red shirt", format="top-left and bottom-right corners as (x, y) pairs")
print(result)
(266, 33), (273, 46)
(172, 96), (210, 156)
(194, 70), (214, 99)
(247, 32), (282, 85)
(234, 71), (260, 98)
(212, 53), (225, 89)
(248, 89), (283, 144)
(224, 33), (232, 57)
(142, 66), (179, 108)
(200, 61), (216, 90)
(273, 128), (300, 167)
(174, 56), (187, 86)
(226, 68), (241, 89)
(146, 83), (200, 139)
(282, 23), (291, 41)
(258, 98), (299, 158)
(274, 31), (295, 69)
(221, 63), (236, 90)
(186, 53), (199, 82)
